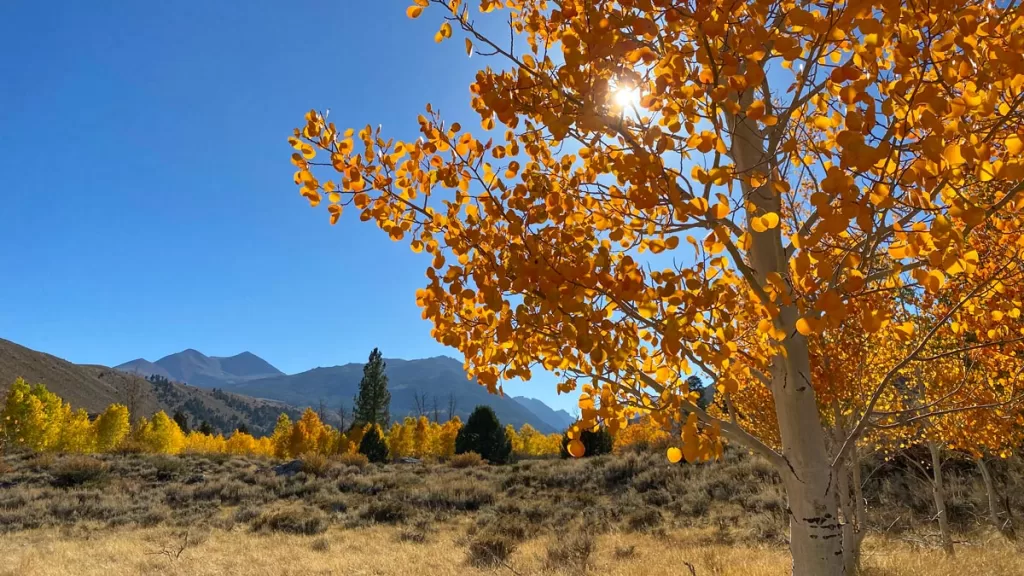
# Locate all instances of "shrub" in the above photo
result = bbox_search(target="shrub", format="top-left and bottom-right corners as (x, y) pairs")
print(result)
(626, 507), (663, 532)
(546, 530), (595, 572)
(360, 498), (408, 524)
(455, 406), (512, 465)
(50, 457), (109, 488)
(561, 425), (613, 458)
(413, 482), (495, 511)
(358, 426), (389, 463)
(311, 537), (331, 552)
(335, 452), (369, 469)
(301, 453), (330, 476)
(148, 455), (186, 481)
(252, 505), (328, 535)
(449, 452), (484, 469)
(467, 531), (516, 567)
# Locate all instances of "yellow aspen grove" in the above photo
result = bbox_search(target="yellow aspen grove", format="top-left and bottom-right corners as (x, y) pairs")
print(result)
(437, 417), (462, 459)
(137, 411), (186, 455)
(93, 404), (131, 453)
(1, 378), (47, 450)
(289, 408), (325, 456)
(184, 431), (227, 454)
(614, 416), (673, 454)
(57, 408), (95, 454)
(271, 413), (293, 458)
(290, 2), (1024, 573)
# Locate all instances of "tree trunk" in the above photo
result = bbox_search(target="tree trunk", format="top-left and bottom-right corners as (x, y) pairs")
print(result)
(729, 91), (844, 575)
(837, 459), (860, 575)
(976, 456), (1002, 534)
(851, 444), (867, 542)
(831, 404), (863, 574)
(929, 442), (955, 555)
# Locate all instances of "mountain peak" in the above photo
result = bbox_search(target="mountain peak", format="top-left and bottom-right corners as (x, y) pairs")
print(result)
(512, 396), (574, 432)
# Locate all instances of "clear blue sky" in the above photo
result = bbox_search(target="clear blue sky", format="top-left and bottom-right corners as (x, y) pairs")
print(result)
(0, 2), (570, 411)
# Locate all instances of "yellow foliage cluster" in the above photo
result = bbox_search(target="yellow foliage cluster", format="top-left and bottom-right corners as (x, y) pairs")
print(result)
(3, 379), (567, 462)
(2, 378), (129, 454)
(612, 416), (673, 454)
(386, 415), (464, 459)
(505, 423), (562, 457)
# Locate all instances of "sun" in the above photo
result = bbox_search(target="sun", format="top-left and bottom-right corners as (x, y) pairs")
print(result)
(612, 85), (641, 109)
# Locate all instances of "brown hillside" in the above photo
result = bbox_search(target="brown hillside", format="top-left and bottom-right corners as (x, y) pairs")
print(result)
(0, 338), (298, 435)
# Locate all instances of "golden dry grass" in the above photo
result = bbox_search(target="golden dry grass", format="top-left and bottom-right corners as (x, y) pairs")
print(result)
(1, 524), (1021, 576)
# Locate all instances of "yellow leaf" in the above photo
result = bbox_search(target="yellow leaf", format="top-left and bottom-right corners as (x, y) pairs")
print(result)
(795, 318), (813, 336)
(667, 447), (682, 463)
(406, 5), (424, 18)
(567, 439), (585, 458)
(943, 144), (966, 167)
(435, 21), (453, 43)
(465, 38), (473, 57)
(894, 322), (914, 339)
(1007, 134), (1024, 155)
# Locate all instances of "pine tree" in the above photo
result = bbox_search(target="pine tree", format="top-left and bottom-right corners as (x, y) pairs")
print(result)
(236, 422), (250, 436)
(197, 421), (214, 436)
(172, 410), (190, 434)
(686, 376), (709, 411)
(353, 348), (390, 427)
(455, 406), (512, 464)
(358, 424), (388, 463)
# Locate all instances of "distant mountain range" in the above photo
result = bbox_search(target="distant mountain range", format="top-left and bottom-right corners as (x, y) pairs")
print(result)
(512, 396), (575, 431)
(0, 338), (298, 436)
(114, 349), (571, 434)
(117, 350), (283, 389)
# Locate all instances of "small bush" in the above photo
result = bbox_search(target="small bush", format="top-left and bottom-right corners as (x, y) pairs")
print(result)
(252, 505), (328, 535)
(50, 457), (109, 488)
(335, 452), (369, 469)
(398, 529), (427, 543)
(414, 482), (495, 511)
(467, 531), (516, 567)
(626, 507), (663, 532)
(613, 545), (637, 560)
(546, 530), (596, 573)
(311, 537), (331, 552)
(148, 456), (186, 481)
(360, 498), (409, 524)
(234, 506), (262, 524)
(301, 453), (330, 477)
(449, 452), (484, 469)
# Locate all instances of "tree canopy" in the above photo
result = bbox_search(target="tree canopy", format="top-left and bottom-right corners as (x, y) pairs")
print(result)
(291, 2), (1024, 573)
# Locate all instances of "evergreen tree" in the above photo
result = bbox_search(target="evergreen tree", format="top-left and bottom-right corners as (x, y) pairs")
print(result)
(353, 348), (390, 427)
(686, 375), (710, 411)
(236, 422), (250, 435)
(560, 425), (614, 458)
(172, 410), (190, 434)
(358, 424), (389, 463)
(454, 405), (512, 464)
(197, 420), (214, 435)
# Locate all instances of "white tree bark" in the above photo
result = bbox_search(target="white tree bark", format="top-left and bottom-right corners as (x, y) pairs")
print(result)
(975, 456), (1002, 534)
(929, 442), (955, 555)
(832, 404), (863, 574)
(729, 92), (844, 576)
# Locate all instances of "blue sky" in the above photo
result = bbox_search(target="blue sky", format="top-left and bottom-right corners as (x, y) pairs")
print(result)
(0, 2), (572, 411)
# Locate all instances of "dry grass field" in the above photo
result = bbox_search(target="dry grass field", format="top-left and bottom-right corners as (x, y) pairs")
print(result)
(1, 449), (1022, 575)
